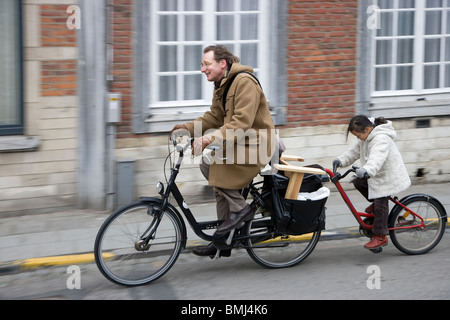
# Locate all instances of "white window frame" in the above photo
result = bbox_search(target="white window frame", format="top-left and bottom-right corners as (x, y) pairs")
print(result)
(147, 0), (270, 132)
(367, 0), (450, 118)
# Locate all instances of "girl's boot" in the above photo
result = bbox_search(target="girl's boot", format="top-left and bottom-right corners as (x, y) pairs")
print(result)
(364, 235), (388, 249)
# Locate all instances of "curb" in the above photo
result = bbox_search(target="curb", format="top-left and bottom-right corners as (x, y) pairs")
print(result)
(0, 226), (362, 275)
(0, 253), (113, 275)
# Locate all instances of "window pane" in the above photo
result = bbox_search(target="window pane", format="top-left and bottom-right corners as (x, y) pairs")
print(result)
(375, 67), (392, 91)
(446, 37), (450, 61)
(376, 40), (392, 65)
(185, 45), (202, 71)
(424, 65), (439, 89)
(185, 0), (202, 11)
(424, 39), (440, 62)
(241, 43), (258, 67)
(241, 0), (259, 11)
(160, 15), (177, 41)
(396, 66), (412, 90)
(397, 39), (414, 63)
(445, 65), (450, 87)
(378, 0), (394, 9)
(217, 1), (234, 12)
(398, 11), (414, 36)
(160, 0), (177, 11)
(241, 14), (258, 40)
(447, 11), (450, 33)
(0, 0), (22, 131)
(185, 15), (202, 41)
(184, 75), (202, 100)
(160, 76), (177, 101)
(399, 0), (414, 8)
(426, 0), (443, 8)
(377, 12), (393, 36)
(425, 11), (442, 35)
(217, 16), (234, 40)
(160, 46), (178, 72)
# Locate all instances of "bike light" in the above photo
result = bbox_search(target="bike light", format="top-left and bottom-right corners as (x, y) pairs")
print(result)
(156, 181), (164, 195)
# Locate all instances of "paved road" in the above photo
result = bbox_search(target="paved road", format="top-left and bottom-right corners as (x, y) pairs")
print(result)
(1, 231), (449, 301)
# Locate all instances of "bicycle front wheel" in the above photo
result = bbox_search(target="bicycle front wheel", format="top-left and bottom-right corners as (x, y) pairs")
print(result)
(94, 201), (184, 286)
(389, 195), (447, 255)
(245, 212), (321, 269)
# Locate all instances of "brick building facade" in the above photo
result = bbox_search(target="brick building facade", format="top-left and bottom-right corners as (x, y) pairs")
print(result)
(0, 0), (449, 215)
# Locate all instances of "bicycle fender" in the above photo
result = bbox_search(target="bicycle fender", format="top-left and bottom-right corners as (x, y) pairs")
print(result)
(139, 197), (188, 248)
(389, 193), (448, 219)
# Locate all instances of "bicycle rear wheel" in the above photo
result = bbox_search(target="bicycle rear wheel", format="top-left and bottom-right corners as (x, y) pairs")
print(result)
(245, 211), (321, 269)
(94, 201), (184, 286)
(389, 195), (447, 255)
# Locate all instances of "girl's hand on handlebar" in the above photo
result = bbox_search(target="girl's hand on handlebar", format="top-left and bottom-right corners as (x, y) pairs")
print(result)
(332, 159), (342, 174)
(355, 168), (368, 179)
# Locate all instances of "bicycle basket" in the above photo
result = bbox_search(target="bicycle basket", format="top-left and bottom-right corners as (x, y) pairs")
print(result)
(269, 165), (328, 235)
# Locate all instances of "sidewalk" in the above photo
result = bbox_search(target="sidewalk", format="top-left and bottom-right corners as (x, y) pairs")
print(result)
(1, 181), (449, 274)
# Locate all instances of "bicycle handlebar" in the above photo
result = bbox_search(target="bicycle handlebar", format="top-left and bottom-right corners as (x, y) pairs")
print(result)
(331, 165), (369, 183)
(171, 129), (221, 154)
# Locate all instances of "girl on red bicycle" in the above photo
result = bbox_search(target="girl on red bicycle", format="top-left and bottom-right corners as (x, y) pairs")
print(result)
(333, 115), (411, 250)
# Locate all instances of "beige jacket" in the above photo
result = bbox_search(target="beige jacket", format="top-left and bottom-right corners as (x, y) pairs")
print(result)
(185, 63), (275, 190)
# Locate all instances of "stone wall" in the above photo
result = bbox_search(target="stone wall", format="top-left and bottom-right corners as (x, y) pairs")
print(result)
(115, 118), (450, 205)
(0, 1), (78, 215)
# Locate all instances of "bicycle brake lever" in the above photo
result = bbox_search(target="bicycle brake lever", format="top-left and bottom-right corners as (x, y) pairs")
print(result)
(206, 144), (220, 151)
(332, 163), (338, 175)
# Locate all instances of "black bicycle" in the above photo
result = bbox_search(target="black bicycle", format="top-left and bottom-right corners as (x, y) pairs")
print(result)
(94, 132), (326, 286)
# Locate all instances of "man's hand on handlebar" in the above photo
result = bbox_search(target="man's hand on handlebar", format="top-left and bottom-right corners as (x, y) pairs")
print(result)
(170, 124), (188, 142)
(170, 124), (187, 135)
(192, 136), (212, 156)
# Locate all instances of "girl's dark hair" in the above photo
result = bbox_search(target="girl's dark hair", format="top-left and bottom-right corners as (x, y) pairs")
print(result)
(346, 115), (387, 137)
(204, 45), (240, 66)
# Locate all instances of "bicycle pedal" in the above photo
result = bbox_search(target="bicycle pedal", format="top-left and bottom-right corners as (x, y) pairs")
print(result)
(369, 247), (383, 254)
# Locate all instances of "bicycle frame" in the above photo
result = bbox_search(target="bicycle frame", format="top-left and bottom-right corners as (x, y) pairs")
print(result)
(149, 143), (231, 243)
(324, 168), (425, 231)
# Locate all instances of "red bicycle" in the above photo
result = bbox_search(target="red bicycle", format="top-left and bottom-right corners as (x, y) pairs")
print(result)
(324, 163), (448, 254)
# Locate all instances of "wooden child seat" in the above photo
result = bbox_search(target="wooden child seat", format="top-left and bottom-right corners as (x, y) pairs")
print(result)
(274, 154), (326, 200)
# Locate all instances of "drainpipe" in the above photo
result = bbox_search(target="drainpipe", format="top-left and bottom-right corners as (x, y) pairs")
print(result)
(105, 0), (117, 211)
(77, 0), (108, 210)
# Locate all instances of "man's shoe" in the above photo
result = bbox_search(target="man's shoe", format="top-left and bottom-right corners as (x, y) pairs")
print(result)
(364, 235), (388, 249)
(192, 243), (231, 257)
(192, 243), (217, 256)
(215, 205), (254, 235)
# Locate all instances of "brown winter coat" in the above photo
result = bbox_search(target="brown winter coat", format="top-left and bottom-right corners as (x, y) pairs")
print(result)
(185, 63), (275, 190)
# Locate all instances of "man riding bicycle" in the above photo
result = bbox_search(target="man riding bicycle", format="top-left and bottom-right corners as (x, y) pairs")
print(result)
(171, 45), (276, 257)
